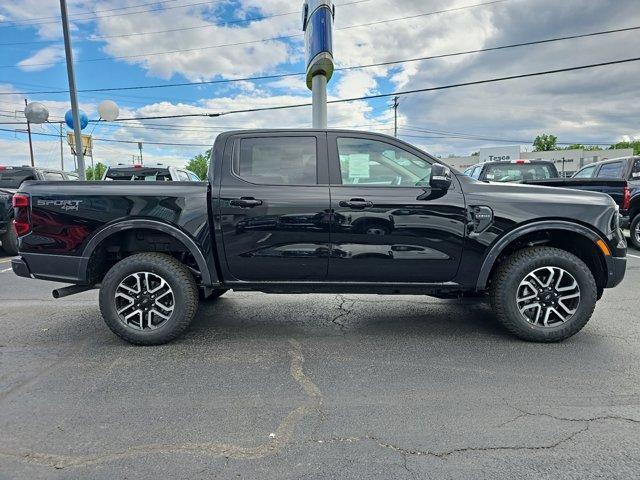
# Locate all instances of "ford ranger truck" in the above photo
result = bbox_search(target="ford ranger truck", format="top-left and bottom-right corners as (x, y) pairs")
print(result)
(11, 130), (627, 345)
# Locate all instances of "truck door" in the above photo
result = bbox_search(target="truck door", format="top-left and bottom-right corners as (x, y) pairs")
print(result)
(218, 133), (331, 282)
(327, 133), (467, 283)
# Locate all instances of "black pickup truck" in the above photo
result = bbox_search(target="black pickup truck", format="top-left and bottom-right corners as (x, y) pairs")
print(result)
(526, 156), (640, 248)
(11, 130), (627, 345)
(1, 165), (78, 255)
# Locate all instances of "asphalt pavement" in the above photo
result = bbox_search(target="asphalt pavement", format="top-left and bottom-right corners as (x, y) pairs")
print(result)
(0, 251), (639, 479)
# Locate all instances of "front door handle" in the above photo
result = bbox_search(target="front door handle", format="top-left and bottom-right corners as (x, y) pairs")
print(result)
(339, 198), (373, 209)
(230, 197), (263, 208)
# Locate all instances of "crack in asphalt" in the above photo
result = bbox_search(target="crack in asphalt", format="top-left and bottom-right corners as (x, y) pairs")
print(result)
(499, 402), (640, 427)
(0, 338), (323, 470)
(307, 425), (590, 459)
(330, 294), (354, 330)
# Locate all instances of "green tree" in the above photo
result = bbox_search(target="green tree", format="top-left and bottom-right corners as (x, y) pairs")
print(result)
(533, 134), (558, 151)
(609, 140), (640, 155)
(186, 150), (210, 179)
(85, 162), (107, 180)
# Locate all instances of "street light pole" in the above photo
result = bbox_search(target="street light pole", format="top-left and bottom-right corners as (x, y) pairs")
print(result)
(59, 123), (64, 171)
(392, 96), (400, 138)
(24, 99), (35, 167)
(60, 0), (85, 179)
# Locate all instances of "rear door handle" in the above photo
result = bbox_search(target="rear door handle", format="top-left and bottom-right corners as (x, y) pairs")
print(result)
(230, 197), (263, 208)
(339, 198), (373, 209)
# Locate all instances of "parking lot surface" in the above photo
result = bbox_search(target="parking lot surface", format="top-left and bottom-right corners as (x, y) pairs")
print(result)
(0, 252), (639, 479)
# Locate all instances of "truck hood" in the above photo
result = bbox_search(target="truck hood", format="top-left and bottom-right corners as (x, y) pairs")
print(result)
(463, 179), (617, 236)
(479, 181), (616, 207)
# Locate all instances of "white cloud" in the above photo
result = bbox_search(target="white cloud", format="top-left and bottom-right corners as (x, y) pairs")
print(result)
(17, 46), (67, 72)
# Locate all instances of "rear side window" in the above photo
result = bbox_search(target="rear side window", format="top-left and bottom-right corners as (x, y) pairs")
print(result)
(631, 158), (640, 179)
(573, 165), (596, 178)
(236, 137), (317, 185)
(176, 170), (190, 181)
(597, 161), (624, 178)
(43, 171), (65, 180)
(187, 171), (201, 181)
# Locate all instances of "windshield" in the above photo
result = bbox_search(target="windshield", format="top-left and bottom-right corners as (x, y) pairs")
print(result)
(105, 168), (172, 181)
(0, 168), (36, 188)
(483, 163), (558, 182)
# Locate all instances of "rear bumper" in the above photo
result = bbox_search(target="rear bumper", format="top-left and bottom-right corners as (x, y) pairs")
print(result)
(620, 215), (630, 229)
(11, 253), (88, 283)
(605, 255), (626, 288)
(11, 257), (31, 278)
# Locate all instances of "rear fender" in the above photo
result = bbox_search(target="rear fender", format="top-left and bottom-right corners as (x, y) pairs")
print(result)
(80, 219), (218, 286)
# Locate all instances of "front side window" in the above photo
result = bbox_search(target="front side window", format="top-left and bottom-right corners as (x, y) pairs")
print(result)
(573, 165), (596, 178)
(337, 137), (431, 186)
(236, 137), (317, 185)
(597, 161), (623, 178)
(187, 171), (201, 181)
(471, 166), (482, 179)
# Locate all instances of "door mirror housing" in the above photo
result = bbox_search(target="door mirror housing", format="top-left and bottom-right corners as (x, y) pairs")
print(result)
(430, 164), (452, 190)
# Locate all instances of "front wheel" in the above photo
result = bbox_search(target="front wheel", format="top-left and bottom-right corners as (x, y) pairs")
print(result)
(1, 226), (18, 256)
(490, 247), (597, 342)
(99, 253), (199, 345)
(629, 215), (640, 250)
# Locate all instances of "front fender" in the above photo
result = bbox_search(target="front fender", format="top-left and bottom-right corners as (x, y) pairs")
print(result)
(475, 220), (608, 290)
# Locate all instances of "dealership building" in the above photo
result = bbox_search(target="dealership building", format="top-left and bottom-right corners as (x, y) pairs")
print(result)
(442, 146), (634, 176)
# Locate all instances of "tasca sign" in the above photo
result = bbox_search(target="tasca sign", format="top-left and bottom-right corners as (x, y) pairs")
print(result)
(479, 146), (521, 163)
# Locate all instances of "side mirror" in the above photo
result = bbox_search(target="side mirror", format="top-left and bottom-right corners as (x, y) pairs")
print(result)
(430, 164), (452, 190)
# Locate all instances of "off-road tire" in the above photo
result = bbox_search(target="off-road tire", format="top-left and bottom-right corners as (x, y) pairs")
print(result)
(1, 226), (18, 256)
(629, 214), (640, 250)
(490, 247), (597, 342)
(99, 253), (199, 345)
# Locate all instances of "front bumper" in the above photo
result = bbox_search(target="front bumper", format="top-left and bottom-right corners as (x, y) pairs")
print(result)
(605, 255), (626, 288)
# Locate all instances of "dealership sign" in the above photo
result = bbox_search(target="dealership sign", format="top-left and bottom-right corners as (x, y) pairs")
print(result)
(302, 0), (335, 89)
(479, 146), (522, 163)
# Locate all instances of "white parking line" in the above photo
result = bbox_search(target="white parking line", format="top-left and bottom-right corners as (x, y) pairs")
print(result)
(628, 253), (640, 260)
(1, 267), (12, 273)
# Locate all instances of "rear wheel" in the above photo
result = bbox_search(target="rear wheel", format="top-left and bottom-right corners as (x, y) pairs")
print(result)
(629, 215), (640, 250)
(490, 247), (597, 342)
(1, 226), (18, 256)
(99, 253), (199, 345)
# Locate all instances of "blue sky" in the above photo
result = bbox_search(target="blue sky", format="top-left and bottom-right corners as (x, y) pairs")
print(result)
(0, 0), (639, 169)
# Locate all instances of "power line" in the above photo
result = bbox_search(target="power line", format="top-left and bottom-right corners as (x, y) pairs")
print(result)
(0, 0), (225, 27)
(397, 131), (612, 146)
(3, 24), (637, 95)
(92, 56), (640, 122)
(0, 127), (212, 146)
(2, 0), (509, 69)
(0, 0), (368, 45)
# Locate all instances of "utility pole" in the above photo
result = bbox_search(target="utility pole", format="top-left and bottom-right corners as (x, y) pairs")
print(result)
(138, 142), (143, 164)
(60, 0), (86, 180)
(392, 96), (400, 137)
(59, 123), (64, 171)
(24, 99), (35, 167)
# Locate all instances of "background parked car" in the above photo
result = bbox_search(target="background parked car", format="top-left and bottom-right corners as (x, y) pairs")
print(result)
(0, 165), (78, 255)
(102, 164), (201, 181)
(462, 159), (559, 183)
